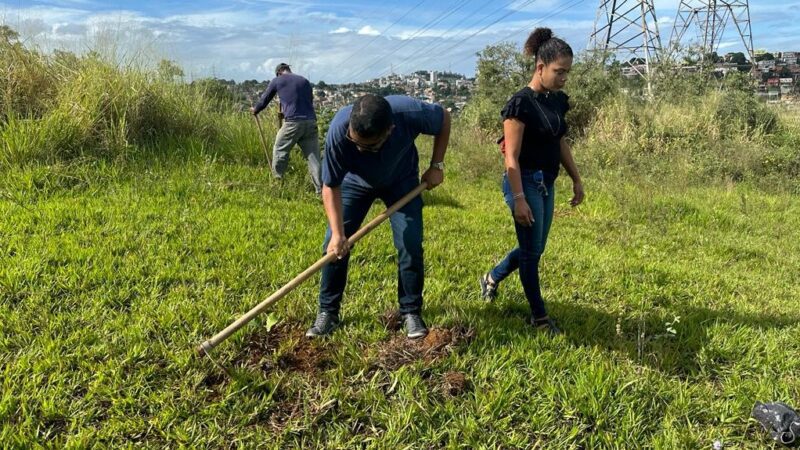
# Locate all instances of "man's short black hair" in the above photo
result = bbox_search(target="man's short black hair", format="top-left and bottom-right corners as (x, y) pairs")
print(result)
(275, 63), (291, 76)
(349, 94), (392, 139)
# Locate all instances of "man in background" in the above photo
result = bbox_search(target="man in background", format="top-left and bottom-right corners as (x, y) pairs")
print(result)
(251, 63), (322, 195)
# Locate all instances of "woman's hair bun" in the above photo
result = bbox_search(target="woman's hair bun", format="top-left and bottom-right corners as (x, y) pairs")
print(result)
(524, 27), (553, 57)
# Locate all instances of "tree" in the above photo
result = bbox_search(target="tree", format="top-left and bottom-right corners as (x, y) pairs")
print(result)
(461, 42), (532, 133)
(191, 78), (235, 110)
(157, 59), (184, 81)
(474, 42), (531, 105)
(704, 52), (721, 63)
(0, 25), (19, 45)
(725, 52), (747, 66)
(755, 52), (775, 62)
(723, 52), (752, 72)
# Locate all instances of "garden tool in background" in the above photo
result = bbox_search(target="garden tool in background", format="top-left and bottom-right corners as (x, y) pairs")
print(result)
(752, 401), (800, 447)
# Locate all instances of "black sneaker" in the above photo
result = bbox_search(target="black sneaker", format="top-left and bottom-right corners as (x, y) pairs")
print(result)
(479, 272), (498, 301)
(305, 311), (340, 337)
(530, 316), (561, 335)
(402, 313), (428, 339)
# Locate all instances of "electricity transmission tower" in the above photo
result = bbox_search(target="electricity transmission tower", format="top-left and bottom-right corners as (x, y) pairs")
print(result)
(669, 0), (754, 68)
(590, 0), (663, 78)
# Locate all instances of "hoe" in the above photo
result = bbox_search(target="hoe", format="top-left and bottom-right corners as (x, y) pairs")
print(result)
(196, 182), (428, 355)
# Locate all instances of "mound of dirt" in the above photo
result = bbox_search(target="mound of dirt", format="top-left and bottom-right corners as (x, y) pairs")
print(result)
(438, 371), (470, 396)
(377, 325), (476, 370)
(239, 322), (332, 374)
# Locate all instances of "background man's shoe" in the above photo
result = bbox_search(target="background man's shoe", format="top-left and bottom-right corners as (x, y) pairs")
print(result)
(305, 311), (340, 337)
(402, 313), (428, 339)
(479, 272), (498, 301)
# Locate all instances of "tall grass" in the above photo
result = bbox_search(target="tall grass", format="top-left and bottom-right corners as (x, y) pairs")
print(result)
(0, 35), (279, 167)
(577, 90), (800, 186)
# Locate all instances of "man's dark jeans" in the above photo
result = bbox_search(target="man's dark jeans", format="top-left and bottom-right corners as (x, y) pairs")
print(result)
(490, 170), (555, 318)
(318, 175), (424, 315)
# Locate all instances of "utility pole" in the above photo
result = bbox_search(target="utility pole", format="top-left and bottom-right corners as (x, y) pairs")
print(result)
(670, 0), (755, 74)
(590, 0), (663, 95)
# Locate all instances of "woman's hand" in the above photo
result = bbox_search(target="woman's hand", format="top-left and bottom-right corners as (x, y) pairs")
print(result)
(570, 180), (585, 207)
(514, 198), (534, 226)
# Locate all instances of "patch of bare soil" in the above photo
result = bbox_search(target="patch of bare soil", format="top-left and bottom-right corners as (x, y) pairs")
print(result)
(200, 371), (226, 389)
(377, 324), (476, 370)
(239, 322), (332, 374)
(437, 371), (471, 397)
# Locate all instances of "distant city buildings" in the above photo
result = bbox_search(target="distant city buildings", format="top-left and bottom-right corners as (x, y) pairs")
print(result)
(752, 50), (800, 102)
(311, 70), (475, 113)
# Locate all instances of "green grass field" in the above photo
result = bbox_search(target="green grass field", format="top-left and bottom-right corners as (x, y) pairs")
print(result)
(2, 136), (799, 448)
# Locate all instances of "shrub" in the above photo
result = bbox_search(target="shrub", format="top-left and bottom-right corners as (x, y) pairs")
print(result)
(1, 32), (221, 164)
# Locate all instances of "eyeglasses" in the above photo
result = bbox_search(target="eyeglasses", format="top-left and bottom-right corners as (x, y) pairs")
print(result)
(346, 128), (387, 152)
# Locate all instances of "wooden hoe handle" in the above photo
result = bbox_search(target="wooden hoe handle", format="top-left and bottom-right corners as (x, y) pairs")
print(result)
(196, 182), (429, 355)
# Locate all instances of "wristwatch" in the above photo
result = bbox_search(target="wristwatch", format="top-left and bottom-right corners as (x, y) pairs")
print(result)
(430, 161), (445, 171)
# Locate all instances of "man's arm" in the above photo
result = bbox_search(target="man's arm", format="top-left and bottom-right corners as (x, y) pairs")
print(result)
(322, 185), (349, 258)
(251, 80), (278, 115)
(421, 109), (451, 190)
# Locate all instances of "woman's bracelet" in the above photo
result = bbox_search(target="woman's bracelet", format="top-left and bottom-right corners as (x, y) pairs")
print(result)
(512, 192), (525, 200)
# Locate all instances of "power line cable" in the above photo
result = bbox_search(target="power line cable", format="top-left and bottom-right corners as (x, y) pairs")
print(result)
(436, 0), (587, 71)
(336, 0), (428, 69)
(382, 0), (522, 76)
(494, 0), (586, 44)
(343, 0), (473, 81)
(343, 0), (475, 81)
(406, 0), (540, 72)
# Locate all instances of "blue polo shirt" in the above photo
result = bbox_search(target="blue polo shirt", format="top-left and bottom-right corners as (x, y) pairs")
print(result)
(322, 96), (444, 189)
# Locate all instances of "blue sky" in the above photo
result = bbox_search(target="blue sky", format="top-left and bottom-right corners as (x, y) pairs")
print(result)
(1, 0), (797, 83)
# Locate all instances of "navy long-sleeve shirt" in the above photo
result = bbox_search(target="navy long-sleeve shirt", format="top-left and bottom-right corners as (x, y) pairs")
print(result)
(253, 73), (316, 121)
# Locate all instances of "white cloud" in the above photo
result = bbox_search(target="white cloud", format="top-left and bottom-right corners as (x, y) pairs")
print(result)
(52, 22), (86, 35)
(357, 25), (380, 36)
(717, 41), (739, 50)
(257, 58), (280, 76)
(330, 27), (351, 34)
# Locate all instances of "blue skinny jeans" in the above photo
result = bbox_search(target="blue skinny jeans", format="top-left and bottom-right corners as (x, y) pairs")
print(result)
(490, 170), (555, 318)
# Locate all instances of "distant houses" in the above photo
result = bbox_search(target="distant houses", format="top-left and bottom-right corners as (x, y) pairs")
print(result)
(311, 70), (475, 113)
(617, 49), (800, 103)
(753, 51), (800, 102)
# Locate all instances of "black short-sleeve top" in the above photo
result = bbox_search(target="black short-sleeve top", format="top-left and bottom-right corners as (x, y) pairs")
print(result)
(501, 86), (569, 179)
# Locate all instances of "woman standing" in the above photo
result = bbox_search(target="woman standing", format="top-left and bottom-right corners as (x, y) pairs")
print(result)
(479, 28), (584, 334)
